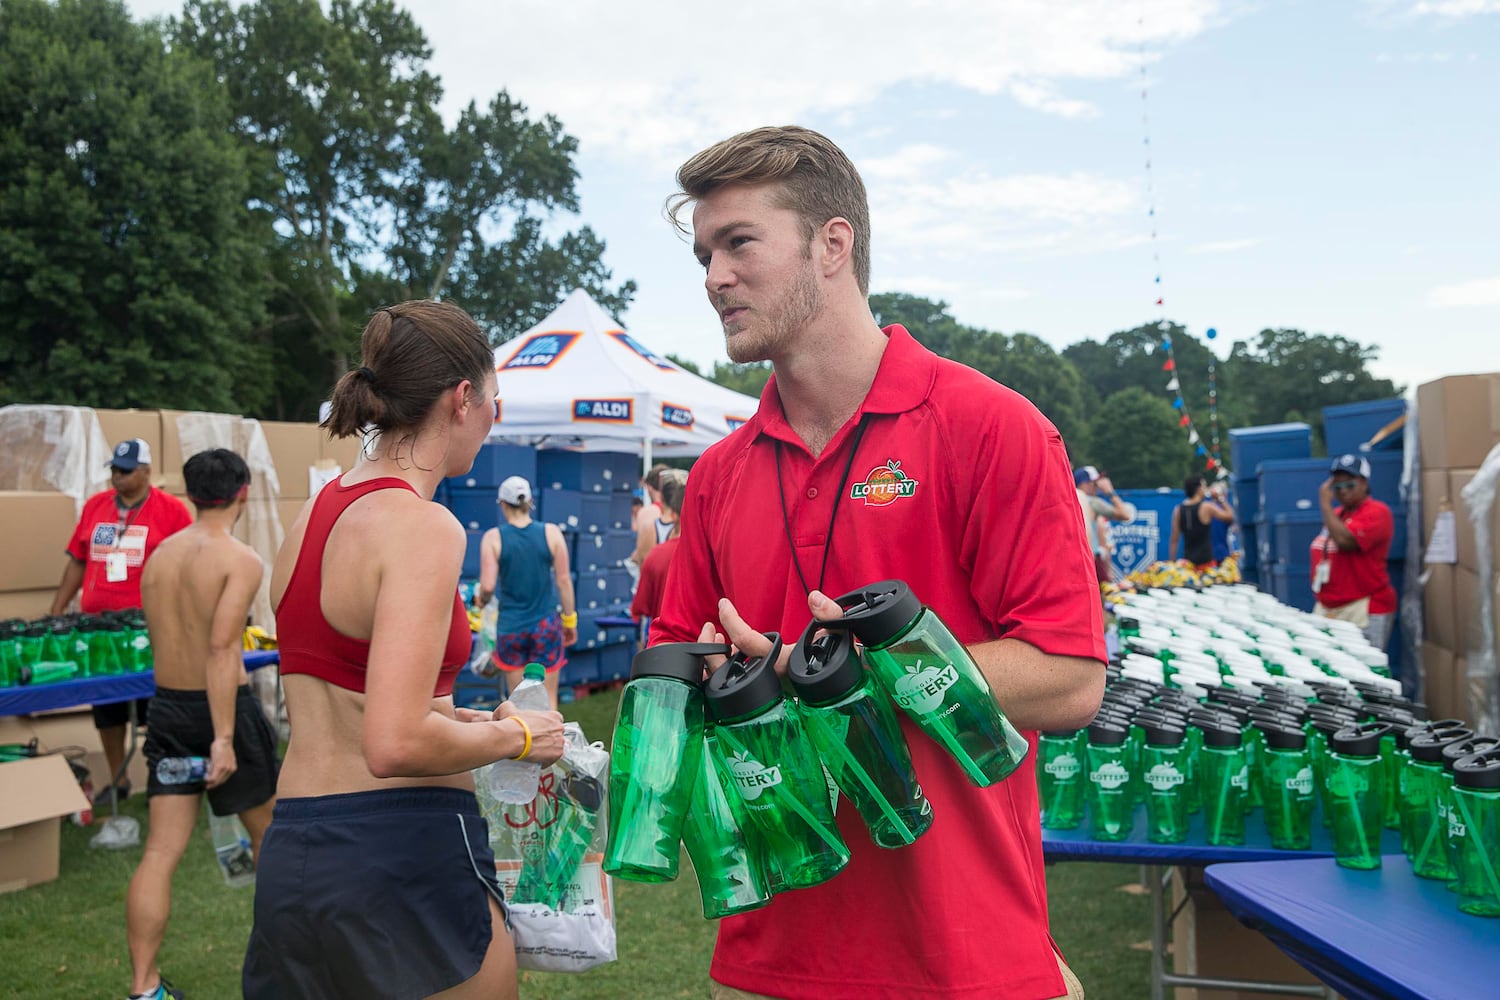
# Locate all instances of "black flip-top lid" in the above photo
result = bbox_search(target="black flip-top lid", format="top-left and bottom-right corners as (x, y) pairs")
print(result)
(1206, 687), (1258, 708)
(703, 634), (786, 723)
(1087, 722), (1129, 746)
(1453, 749), (1500, 790)
(1258, 686), (1298, 704)
(819, 581), (922, 647)
(1330, 721), (1393, 757)
(1143, 723), (1187, 747)
(1365, 704), (1416, 727)
(630, 642), (730, 685)
(1260, 725), (1308, 751)
(1042, 728), (1082, 740)
(1198, 724), (1244, 748)
(786, 623), (863, 707)
(1307, 712), (1358, 737)
(1409, 727), (1475, 763)
(1442, 736), (1500, 770)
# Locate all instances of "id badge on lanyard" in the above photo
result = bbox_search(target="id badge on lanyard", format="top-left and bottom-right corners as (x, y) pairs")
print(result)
(105, 550), (128, 583)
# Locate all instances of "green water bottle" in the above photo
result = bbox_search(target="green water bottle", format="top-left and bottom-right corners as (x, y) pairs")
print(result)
(1442, 736), (1500, 890)
(824, 581), (1029, 786)
(87, 617), (123, 676)
(1307, 710), (1357, 827)
(1450, 749), (1500, 918)
(1085, 722), (1134, 841)
(40, 618), (72, 665)
(0, 620), (23, 687)
(65, 615), (91, 678)
(1405, 727), (1472, 878)
(20, 660), (78, 685)
(604, 642), (725, 883)
(1037, 730), (1086, 831)
(1258, 725), (1315, 850)
(1198, 724), (1248, 846)
(122, 611), (151, 672)
(1325, 723), (1391, 870)
(705, 635), (849, 890)
(788, 625), (932, 848)
(680, 730), (774, 919)
(1142, 724), (1190, 844)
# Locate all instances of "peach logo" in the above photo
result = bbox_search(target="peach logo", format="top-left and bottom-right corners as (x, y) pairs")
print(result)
(849, 459), (918, 506)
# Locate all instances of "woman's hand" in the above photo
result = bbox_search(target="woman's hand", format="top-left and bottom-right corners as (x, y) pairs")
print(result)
(493, 701), (566, 766)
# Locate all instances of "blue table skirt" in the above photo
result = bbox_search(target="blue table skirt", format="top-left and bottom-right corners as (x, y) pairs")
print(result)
(1044, 805), (1402, 864)
(0, 651), (280, 717)
(1206, 857), (1500, 1000)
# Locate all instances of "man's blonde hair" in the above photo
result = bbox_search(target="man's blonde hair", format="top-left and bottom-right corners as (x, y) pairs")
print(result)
(667, 126), (871, 294)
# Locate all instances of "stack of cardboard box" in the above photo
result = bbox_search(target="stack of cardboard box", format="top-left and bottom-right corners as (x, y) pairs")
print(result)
(1418, 373), (1500, 724)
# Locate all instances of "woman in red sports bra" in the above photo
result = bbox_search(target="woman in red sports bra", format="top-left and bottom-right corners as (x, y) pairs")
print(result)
(243, 300), (564, 1000)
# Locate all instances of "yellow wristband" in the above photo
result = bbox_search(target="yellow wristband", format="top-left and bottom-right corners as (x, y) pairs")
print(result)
(510, 716), (533, 761)
(560, 612), (578, 629)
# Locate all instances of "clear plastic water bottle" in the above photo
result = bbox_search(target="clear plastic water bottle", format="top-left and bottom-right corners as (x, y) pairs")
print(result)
(490, 662), (548, 803)
(209, 809), (256, 888)
(156, 755), (210, 785)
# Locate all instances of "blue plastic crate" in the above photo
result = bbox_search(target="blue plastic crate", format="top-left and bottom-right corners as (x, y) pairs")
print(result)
(1253, 515), (1275, 567)
(608, 491), (635, 531)
(1323, 398), (1406, 456)
(1239, 521), (1259, 570)
(462, 529), (484, 579)
(604, 528), (635, 565)
(597, 642), (633, 682)
(1272, 562), (1316, 613)
(1257, 458), (1328, 517)
(573, 531), (610, 573)
(1229, 423), (1312, 479)
(537, 451), (639, 494)
(1232, 474), (1260, 525)
(575, 569), (615, 610)
(1365, 451), (1405, 507)
(539, 489), (610, 533)
(448, 442), (538, 490)
(1389, 504), (1409, 561)
(1273, 510), (1326, 567)
(1240, 566), (1261, 590)
(447, 486), (499, 533)
(564, 647), (601, 685)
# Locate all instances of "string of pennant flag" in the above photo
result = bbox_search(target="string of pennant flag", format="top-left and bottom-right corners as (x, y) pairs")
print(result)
(1138, 11), (1229, 479)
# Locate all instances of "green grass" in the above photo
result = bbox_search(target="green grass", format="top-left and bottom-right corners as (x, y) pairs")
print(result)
(0, 687), (1151, 999)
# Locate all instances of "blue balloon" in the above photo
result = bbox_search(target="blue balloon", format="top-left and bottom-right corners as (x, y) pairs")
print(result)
(1206, 327), (1218, 340)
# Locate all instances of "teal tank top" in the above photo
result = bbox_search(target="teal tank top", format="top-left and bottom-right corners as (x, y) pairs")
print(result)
(495, 520), (559, 634)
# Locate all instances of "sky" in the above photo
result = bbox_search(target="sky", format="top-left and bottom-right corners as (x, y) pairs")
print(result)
(125, 0), (1499, 390)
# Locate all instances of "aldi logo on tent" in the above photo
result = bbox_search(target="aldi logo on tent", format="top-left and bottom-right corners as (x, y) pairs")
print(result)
(661, 403), (694, 430)
(725, 416), (749, 432)
(574, 398), (633, 423)
(609, 330), (674, 370)
(501, 332), (580, 370)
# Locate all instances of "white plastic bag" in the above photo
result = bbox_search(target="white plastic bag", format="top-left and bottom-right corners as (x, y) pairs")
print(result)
(474, 723), (617, 972)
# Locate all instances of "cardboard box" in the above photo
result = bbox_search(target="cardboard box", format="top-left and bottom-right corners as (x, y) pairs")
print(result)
(1454, 657), (1471, 726)
(1454, 566), (1489, 658)
(262, 421), (325, 499)
(1424, 564), (1457, 651)
(1449, 469), (1480, 570)
(0, 753), (90, 893)
(0, 710), (149, 795)
(0, 589), (56, 620)
(155, 409), (193, 494)
(1422, 643), (1457, 721)
(1422, 469), (1451, 546)
(277, 498), (309, 539)
(93, 409), (164, 487)
(0, 492), (82, 592)
(1418, 373), (1500, 470)
(1170, 866), (1323, 999)
(320, 429), (364, 479)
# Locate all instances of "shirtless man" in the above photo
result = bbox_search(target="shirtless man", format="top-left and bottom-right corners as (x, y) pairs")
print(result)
(124, 449), (277, 1000)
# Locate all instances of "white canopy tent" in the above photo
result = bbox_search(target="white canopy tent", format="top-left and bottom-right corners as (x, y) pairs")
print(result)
(489, 289), (760, 466)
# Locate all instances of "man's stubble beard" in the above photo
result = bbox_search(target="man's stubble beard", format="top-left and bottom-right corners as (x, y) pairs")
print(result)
(724, 256), (824, 365)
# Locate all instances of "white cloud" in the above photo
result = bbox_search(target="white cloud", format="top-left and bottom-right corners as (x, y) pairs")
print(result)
(1187, 237), (1263, 254)
(1411, 1), (1500, 16)
(1428, 276), (1500, 307)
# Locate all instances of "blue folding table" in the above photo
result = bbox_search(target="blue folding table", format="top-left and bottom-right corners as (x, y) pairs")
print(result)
(1206, 858), (1500, 1000)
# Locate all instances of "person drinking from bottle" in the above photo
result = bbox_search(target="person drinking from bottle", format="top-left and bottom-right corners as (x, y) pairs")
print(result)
(242, 301), (566, 1000)
(124, 449), (275, 1000)
(652, 126), (1105, 1000)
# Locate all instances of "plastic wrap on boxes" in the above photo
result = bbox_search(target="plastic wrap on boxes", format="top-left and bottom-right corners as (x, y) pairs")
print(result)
(0, 405), (112, 510)
(1456, 443), (1500, 734)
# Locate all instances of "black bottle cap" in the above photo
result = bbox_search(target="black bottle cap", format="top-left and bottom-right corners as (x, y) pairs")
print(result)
(1091, 709), (1133, 730)
(820, 580), (921, 647)
(786, 623), (863, 707)
(1205, 687), (1257, 708)
(1453, 749), (1500, 790)
(1087, 722), (1129, 746)
(1307, 713), (1357, 737)
(1041, 729), (1081, 740)
(1198, 724), (1244, 748)
(1409, 727), (1476, 763)
(1260, 725), (1308, 751)
(1407, 701), (1430, 721)
(704, 634), (786, 723)
(1144, 723), (1186, 747)
(1330, 721), (1393, 757)
(630, 642), (730, 686)
(1442, 736), (1500, 770)
(1113, 678), (1164, 696)
(1258, 686), (1297, 704)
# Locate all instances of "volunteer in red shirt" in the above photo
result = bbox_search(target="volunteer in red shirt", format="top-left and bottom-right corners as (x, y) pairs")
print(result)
(1310, 453), (1396, 649)
(629, 469), (687, 640)
(51, 438), (193, 806)
(654, 126), (1105, 1000)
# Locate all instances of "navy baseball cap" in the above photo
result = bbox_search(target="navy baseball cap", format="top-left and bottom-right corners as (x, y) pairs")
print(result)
(1329, 454), (1371, 479)
(1073, 465), (1100, 486)
(107, 438), (153, 470)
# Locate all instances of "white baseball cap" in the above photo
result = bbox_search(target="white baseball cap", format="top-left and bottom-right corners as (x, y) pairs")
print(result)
(497, 476), (532, 506)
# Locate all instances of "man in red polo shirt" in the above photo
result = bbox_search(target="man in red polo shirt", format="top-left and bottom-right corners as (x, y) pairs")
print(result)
(1310, 453), (1396, 649)
(653, 126), (1105, 1000)
(51, 438), (193, 805)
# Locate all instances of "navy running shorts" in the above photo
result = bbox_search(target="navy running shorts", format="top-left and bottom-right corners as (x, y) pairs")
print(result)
(242, 787), (507, 1000)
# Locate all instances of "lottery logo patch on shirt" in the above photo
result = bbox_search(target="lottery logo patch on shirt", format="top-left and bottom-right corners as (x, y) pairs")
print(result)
(849, 459), (919, 507)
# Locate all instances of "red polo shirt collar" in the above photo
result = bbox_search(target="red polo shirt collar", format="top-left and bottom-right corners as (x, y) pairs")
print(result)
(748, 324), (937, 449)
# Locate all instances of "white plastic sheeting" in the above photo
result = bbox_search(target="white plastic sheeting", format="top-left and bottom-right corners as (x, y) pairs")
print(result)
(0, 405), (112, 513)
(1458, 442), (1500, 734)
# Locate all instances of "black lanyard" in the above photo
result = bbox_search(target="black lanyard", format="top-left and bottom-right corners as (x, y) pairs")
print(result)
(113, 495), (146, 546)
(775, 414), (871, 596)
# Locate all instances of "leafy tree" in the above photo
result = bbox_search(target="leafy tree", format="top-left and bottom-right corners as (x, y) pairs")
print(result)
(1083, 387), (1197, 489)
(0, 0), (272, 412)
(173, 0), (634, 419)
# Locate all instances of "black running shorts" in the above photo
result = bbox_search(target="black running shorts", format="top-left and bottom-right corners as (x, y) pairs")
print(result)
(142, 685), (280, 815)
